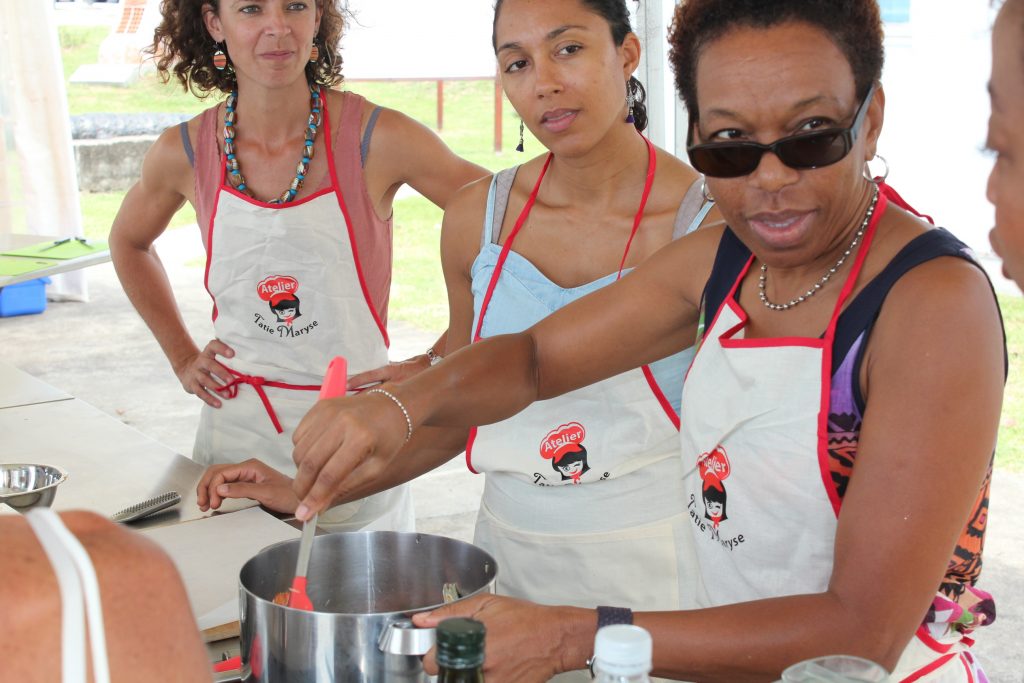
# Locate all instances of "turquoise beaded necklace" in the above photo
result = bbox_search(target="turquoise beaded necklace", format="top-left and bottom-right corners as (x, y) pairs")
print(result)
(223, 84), (322, 204)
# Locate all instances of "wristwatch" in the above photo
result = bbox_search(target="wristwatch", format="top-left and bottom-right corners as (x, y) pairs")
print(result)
(586, 606), (634, 676)
(426, 347), (443, 366)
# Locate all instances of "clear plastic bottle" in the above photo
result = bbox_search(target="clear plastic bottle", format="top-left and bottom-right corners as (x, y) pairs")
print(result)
(436, 617), (486, 683)
(592, 624), (653, 683)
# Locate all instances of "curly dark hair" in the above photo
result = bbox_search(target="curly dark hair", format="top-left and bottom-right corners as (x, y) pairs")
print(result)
(149, 0), (347, 97)
(667, 0), (884, 119)
(492, 0), (649, 132)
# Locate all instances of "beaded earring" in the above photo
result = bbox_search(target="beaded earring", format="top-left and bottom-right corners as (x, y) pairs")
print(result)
(309, 42), (319, 63)
(625, 84), (635, 124)
(516, 120), (524, 153)
(213, 43), (229, 71)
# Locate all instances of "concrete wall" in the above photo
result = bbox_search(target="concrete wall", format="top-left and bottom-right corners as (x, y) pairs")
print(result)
(73, 135), (154, 192)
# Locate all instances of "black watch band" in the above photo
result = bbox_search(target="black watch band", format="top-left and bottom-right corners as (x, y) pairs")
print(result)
(587, 606), (634, 677)
(596, 605), (634, 628)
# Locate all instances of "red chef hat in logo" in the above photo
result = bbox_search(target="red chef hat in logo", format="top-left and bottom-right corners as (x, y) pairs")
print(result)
(257, 275), (299, 305)
(269, 292), (297, 307)
(702, 473), (724, 493)
(540, 422), (586, 463)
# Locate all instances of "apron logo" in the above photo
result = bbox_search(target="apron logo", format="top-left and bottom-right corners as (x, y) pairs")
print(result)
(698, 446), (731, 530)
(254, 275), (320, 338)
(257, 275), (302, 326)
(540, 422), (590, 484)
(689, 445), (744, 551)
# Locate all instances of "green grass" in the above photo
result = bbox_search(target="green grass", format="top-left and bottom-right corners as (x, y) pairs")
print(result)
(391, 196), (446, 331)
(80, 193), (196, 239)
(997, 295), (1024, 470)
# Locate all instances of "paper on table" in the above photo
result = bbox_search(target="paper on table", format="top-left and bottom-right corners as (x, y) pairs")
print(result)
(137, 507), (301, 635)
(1, 239), (108, 260)
(0, 256), (54, 276)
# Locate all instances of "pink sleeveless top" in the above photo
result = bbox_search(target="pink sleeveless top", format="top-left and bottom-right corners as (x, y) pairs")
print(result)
(191, 91), (393, 323)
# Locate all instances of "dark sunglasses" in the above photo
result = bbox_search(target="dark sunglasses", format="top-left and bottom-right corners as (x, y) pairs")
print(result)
(686, 83), (876, 179)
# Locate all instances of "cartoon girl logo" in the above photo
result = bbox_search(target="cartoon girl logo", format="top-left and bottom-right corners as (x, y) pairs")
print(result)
(257, 275), (302, 326)
(540, 422), (590, 484)
(702, 475), (727, 528)
(698, 446), (731, 529)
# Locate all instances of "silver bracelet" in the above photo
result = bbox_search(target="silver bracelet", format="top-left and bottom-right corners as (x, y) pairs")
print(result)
(367, 388), (413, 442)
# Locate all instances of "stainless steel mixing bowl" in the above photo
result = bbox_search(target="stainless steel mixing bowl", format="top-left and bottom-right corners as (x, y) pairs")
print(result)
(0, 463), (68, 510)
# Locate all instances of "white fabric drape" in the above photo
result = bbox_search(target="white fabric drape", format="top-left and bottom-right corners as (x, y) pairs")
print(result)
(0, 0), (87, 301)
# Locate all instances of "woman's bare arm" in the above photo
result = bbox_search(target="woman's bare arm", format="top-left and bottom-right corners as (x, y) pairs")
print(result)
(290, 225), (719, 516)
(413, 254), (1005, 682)
(109, 126), (234, 406)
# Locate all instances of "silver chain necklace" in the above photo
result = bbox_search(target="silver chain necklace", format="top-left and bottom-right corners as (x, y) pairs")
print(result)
(758, 184), (880, 312)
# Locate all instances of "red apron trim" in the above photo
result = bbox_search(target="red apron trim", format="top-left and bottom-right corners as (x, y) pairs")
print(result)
(913, 624), (956, 654)
(814, 188), (889, 517)
(471, 153), (554, 344)
(960, 654), (975, 683)
(204, 142), (226, 323)
(205, 89), (390, 346)
(642, 365), (680, 429)
(898, 652), (957, 683)
(466, 134), (670, 469)
(220, 184), (335, 209)
(216, 368), (320, 434)
(881, 183), (934, 225)
(323, 90), (390, 348)
(712, 187), (890, 518)
(465, 427), (480, 474)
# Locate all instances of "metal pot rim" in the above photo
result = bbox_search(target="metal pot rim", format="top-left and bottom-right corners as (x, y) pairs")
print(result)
(238, 530), (497, 617)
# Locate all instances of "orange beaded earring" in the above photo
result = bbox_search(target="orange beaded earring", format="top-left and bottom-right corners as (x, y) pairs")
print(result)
(212, 43), (229, 71)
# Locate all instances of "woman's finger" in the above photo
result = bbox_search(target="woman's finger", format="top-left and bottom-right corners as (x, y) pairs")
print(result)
(347, 366), (390, 390)
(193, 382), (224, 408)
(204, 338), (235, 359)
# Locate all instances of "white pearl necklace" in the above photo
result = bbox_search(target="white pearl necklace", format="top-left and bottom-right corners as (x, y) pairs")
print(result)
(758, 184), (880, 312)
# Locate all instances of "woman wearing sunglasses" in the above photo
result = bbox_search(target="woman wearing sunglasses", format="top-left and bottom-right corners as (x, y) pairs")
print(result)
(290, 1), (1005, 680)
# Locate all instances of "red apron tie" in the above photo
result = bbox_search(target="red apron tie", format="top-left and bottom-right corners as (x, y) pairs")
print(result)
(216, 369), (320, 434)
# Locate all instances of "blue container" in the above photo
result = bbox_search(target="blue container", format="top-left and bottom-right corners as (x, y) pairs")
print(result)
(0, 277), (50, 317)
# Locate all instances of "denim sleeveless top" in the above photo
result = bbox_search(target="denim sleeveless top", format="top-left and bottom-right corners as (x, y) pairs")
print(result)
(470, 167), (713, 413)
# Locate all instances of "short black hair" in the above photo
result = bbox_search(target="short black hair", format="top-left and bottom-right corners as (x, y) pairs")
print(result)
(668, 0), (885, 118)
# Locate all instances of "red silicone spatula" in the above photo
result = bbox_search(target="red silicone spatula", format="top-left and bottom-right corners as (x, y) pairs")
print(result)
(287, 355), (347, 611)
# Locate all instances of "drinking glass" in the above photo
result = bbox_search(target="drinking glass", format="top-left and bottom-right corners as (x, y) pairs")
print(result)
(780, 655), (890, 682)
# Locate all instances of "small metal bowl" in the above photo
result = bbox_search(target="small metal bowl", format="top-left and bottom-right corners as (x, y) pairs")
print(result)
(0, 464), (69, 511)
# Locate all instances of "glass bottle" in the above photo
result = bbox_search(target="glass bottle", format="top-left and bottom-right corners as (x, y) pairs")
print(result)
(593, 624), (653, 683)
(436, 617), (486, 683)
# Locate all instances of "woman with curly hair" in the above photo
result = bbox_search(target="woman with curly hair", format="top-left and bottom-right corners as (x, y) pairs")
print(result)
(287, 0), (1005, 679)
(109, 0), (486, 531)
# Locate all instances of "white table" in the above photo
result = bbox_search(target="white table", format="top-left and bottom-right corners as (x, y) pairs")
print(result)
(0, 363), (298, 648)
(0, 232), (111, 288)
(0, 397), (255, 525)
(0, 361), (72, 409)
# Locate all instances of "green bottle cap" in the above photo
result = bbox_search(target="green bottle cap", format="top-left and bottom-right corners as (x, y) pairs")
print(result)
(436, 617), (486, 669)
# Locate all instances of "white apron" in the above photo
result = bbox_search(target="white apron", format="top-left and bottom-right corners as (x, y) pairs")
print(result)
(679, 185), (983, 682)
(468, 138), (692, 682)
(194, 89), (413, 533)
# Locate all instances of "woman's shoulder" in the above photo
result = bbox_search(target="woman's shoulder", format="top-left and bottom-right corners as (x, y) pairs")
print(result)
(652, 144), (701, 186)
